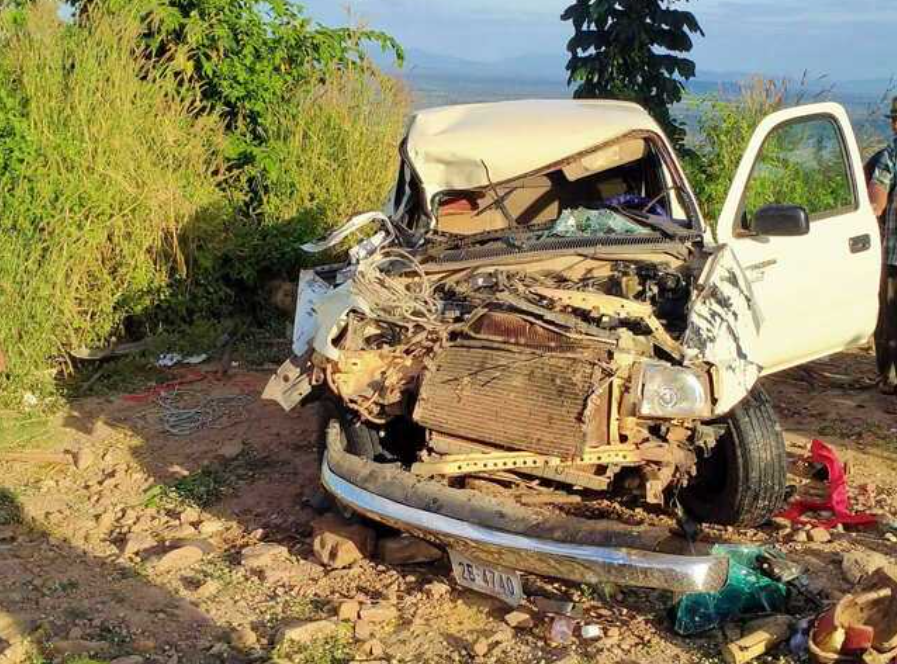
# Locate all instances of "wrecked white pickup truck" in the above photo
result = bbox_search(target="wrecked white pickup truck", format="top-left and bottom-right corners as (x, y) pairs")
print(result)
(265, 100), (881, 594)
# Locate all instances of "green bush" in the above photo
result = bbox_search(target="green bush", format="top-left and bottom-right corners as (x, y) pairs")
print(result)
(0, 2), (409, 406)
(683, 77), (795, 229)
(164, 65), (409, 319)
(0, 2), (229, 402)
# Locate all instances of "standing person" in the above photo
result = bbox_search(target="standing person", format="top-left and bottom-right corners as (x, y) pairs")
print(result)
(870, 97), (897, 393)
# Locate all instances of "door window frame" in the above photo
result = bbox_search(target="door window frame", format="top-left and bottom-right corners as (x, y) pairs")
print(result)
(733, 112), (860, 237)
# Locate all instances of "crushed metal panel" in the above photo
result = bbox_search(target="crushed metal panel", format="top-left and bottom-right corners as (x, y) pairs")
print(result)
(682, 245), (764, 415)
(292, 271), (334, 357)
(262, 354), (312, 412)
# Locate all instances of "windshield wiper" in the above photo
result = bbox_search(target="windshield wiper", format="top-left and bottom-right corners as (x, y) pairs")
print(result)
(480, 160), (518, 229)
(611, 205), (691, 240)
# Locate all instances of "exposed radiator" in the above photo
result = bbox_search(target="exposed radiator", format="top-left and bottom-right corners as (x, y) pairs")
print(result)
(413, 344), (611, 459)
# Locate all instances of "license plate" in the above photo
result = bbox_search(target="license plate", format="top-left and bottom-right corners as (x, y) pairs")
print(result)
(449, 550), (524, 606)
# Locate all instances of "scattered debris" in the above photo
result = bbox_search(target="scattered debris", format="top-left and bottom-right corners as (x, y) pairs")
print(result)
(580, 624), (603, 640)
(722, 615), (792, 664)
(154, 390), (252, 437)
(156, 353), (209, 368)
(672, 545), (788, 635)
(810, 565), (897, 663)
(779, 439), (877, 529)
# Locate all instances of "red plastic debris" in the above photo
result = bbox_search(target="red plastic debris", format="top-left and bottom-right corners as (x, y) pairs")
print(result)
(777, 439), (878, 529)
(121, 371), (206, 403)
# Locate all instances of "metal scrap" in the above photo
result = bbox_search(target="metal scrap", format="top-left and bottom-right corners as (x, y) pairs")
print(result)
(152, 389), (253, 437)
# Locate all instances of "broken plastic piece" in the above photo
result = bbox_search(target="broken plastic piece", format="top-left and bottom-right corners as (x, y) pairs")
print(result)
(722, 615), (792, 664)
(671, 545), (788, 636)
(300, 211), (391, 254)
(778, 439), (877, 529)
(809, 565), (897, 664)
(580, 624), (603, 640)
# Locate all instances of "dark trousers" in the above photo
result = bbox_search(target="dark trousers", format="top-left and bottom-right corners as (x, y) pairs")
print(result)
(877, 265), (897, 387)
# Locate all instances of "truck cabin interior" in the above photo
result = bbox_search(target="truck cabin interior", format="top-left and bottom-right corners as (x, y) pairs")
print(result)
(394, 134), (689, 237)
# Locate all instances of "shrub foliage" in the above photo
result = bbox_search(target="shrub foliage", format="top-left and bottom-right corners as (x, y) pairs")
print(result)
(0, 0), (409, 404)
(562, 0), (703, 144)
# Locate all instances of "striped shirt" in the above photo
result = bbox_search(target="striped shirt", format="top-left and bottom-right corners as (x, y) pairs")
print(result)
(872, 137), (897, 265)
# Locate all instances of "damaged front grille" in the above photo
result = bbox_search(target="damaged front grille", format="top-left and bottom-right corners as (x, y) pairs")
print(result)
(466, 312), (592, 351)
(413, 345), (612, 459)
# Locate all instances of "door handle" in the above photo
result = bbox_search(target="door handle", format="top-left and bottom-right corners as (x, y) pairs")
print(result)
(849, 234), (871, 254)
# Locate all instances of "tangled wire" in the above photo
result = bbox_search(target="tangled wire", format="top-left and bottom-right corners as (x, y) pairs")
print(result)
(352, 248), (442, 328)
(153, 389), (254, 437)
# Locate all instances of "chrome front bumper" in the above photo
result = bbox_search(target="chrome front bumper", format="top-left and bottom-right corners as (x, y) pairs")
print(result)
(321, 455), (729, 594)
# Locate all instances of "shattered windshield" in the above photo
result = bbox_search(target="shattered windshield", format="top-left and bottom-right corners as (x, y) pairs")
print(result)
(549, 206), (656, 237)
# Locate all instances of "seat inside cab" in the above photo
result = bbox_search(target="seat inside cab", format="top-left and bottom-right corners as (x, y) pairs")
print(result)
(433, 137), (671, 235)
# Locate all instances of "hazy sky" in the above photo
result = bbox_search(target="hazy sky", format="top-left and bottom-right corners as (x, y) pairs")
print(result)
(300, 0), (897, 81)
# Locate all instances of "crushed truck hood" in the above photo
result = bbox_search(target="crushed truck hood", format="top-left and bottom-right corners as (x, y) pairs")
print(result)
(405, 99), (666, 208)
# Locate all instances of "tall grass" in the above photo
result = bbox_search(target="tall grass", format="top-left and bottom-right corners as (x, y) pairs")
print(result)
(684, 76), (892, 232)
(0, 2), (228, 403)
(684, 77), (804, 228)
(0, 1), (409, 406)
(177, 65), (410, 301)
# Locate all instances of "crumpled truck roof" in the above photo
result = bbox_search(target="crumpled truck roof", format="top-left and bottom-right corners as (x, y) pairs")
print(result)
(404, 99), (664, 204)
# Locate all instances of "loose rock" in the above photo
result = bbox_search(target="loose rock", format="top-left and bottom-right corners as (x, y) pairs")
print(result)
(151, 544), (206, 573)
(338, 600), (361, 622)
(771, 517), (792, 531)
(314, 532), (366, 569)
(276, 619), (339, 647)
(230, 625), (258, 650)
(424, 582), (451, 600)
(241, 543), (290, 569)
(358, 605), (397, 624)
(121, 533), (156, 557)
(194, 580), (221, 599)
(73, 448), (95, 471)
(51, 640), (109, 657)
(358, 639), (385, 658)
(473, 638), (490, 657)
(311, 514), (376, 569)
(842, 550), (892, 584)
(354, 620), (375, 641)
(198, 520), (225, 536)
(809, 527), (832, 543)
(377, 536), (442, 565)
(110, 657), (144, 664)
(504, 611), (533, 629)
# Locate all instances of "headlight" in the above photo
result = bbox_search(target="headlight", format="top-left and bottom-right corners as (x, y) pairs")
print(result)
(638, 364), (711, 419)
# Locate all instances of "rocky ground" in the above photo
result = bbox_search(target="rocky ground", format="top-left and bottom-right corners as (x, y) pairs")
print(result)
(0, 349), (895, 664)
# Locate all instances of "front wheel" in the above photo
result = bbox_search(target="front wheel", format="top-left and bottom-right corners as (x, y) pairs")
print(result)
(680, 387), (788, 527)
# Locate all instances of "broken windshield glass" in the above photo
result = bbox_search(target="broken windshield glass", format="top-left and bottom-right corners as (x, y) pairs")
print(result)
(550, 207), (651, 237)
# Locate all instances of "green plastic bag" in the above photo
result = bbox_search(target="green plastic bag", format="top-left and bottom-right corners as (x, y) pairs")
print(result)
(672, 545), (789, 635)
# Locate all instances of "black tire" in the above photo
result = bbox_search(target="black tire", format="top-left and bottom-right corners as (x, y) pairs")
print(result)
(336, 407), (385, 460)
(680, 387), (787, 527)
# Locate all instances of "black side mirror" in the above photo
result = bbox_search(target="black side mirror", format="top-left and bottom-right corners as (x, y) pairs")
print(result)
(749, 204), (810, 237)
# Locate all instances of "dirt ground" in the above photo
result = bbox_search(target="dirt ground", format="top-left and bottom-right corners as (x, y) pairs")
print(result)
(0, 348), (895, 664)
